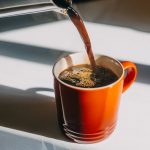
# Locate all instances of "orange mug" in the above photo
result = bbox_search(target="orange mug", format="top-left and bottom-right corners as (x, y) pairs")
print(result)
(53, 53), (137, 143)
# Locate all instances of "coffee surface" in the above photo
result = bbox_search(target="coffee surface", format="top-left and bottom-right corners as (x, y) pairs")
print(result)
(59, 65), (118, 88)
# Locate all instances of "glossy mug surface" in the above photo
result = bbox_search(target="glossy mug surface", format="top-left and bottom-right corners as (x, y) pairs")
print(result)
(53, 53), (137, 143)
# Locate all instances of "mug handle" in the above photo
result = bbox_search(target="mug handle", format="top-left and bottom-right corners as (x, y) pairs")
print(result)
(121, 61), (137, 93)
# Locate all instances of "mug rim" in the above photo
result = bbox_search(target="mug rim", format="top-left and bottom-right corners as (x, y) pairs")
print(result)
(52, 52), (124, 91)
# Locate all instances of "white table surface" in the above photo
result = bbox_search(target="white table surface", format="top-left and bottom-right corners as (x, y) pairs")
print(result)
(0, 20), (150, 65)
(0, 7), (150, 150)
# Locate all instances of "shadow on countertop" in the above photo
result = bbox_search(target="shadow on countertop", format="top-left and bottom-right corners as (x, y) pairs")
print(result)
(0, 85), (71, 142)
(0, 40), (71, 142)
(75, 0), (150, 32)
(0, 40), (149, 85)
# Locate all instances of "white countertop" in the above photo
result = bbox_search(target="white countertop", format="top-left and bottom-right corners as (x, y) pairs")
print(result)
(0, 20), (150, 65)
(0, 7), (150, 150)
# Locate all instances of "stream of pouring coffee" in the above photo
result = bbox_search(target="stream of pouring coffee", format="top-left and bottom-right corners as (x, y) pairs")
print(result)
(67, 7), (96, 69)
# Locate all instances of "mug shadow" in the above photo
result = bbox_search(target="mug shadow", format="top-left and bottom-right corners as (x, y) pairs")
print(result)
(0, 85), (71, 142)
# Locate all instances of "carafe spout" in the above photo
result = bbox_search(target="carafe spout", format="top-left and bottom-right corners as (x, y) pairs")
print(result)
(0, 0), (72, 18)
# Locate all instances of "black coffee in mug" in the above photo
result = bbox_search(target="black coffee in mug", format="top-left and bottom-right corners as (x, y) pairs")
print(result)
(59, 64), (118, 88)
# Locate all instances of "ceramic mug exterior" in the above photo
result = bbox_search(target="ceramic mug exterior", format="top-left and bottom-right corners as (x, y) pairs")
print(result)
(53, 53), (137, 143)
